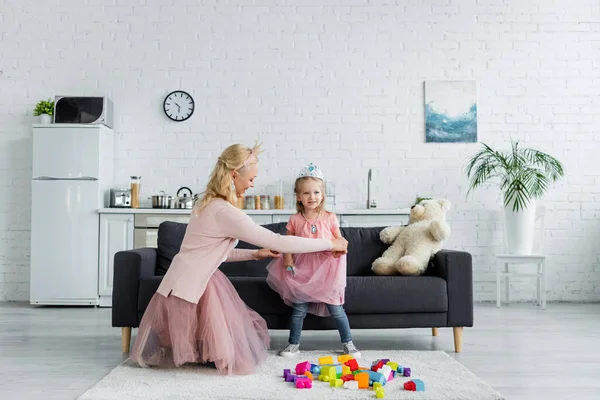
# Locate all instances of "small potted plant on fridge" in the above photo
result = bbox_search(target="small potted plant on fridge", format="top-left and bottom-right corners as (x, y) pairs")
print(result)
(465, 140), (564, 254)
(33, 99), (54, 124)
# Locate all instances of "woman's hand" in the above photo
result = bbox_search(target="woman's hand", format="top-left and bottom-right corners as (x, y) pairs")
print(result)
(253, 248), (281, 260)
(331, 237), (348, 253)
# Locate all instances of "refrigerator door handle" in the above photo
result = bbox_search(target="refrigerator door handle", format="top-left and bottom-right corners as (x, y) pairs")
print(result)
(33, 176), (99, 181)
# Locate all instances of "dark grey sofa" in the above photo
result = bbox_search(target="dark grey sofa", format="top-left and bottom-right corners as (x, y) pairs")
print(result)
(112, 221), (473, 354)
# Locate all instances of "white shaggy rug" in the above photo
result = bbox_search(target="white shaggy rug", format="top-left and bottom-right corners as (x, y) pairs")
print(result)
(78, 350), (504, 400)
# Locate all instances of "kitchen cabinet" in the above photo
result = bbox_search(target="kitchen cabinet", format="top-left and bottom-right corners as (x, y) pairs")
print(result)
(98, 213), (134, 307)
(339, 214), (409, 228)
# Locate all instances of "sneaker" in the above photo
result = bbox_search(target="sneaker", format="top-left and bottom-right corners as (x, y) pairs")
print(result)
(279, 343), (300, 357)
(342, 341), (362, 358)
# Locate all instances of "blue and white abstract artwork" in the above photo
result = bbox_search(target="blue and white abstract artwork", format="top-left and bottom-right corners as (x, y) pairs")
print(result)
(424, 80), (478, 143)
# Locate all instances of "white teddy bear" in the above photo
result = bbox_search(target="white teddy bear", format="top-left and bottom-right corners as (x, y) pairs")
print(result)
(371, 199), (451, 276)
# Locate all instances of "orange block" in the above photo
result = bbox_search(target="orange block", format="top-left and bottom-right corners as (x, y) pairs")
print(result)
(304, 371), (313, 381)
(355, 372), (370, 389)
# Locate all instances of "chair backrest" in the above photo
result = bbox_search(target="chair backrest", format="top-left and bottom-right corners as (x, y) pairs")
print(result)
(502, 205), (546, 254)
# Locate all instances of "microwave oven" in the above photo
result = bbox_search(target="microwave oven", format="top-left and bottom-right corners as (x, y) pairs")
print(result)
(53, 96), (114, 128)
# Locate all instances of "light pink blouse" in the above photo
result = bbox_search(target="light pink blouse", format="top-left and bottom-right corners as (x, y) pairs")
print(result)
(156, 199), (334, 304)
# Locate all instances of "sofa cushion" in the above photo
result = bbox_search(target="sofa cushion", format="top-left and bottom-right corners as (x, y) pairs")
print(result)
(343, 276), (448, 314)
(156, 221), (187, 276)
(341, 226), (388, 276)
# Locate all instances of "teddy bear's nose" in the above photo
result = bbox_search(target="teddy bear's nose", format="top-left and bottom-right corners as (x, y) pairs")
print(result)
(411, 205), (416, 209)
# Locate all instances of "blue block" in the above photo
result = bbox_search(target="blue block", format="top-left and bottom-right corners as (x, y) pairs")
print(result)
(413, 378), (425, 391)
(397, 365), (404, 374)
(366, 370), (387, 386)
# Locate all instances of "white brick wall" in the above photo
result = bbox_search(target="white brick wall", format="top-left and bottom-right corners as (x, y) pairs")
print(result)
(1, 0), (599, 302)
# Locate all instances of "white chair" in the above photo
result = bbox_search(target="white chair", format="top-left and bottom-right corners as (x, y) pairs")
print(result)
(495, 205), (547, 309)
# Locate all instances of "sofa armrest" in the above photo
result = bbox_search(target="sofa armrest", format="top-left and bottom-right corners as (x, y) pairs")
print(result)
(111, 248), (158, 328)
(428, 249), (473, 327)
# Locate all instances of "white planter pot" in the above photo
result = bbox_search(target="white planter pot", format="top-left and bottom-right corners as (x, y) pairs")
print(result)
(503, 199), (536, 255)
(39, 114), (52, 124)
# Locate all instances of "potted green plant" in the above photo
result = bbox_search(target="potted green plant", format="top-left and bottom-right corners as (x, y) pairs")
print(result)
(33, 99), (54, 124)
(465, 140), (564, 254)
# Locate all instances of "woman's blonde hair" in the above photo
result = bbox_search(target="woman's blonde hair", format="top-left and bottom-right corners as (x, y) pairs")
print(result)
(294, 176), (327, 214)
(195, 142), (263, 212)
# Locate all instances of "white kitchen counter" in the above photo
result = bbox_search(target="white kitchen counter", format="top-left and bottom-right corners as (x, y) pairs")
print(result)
(97, 207), (411, 215)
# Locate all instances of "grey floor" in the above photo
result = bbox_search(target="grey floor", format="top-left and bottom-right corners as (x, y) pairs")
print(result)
(1, 302), (599, 400)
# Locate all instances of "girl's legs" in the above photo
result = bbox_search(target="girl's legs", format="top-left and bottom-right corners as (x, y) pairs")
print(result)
(326, 304), (362, 357)
(280, 302), (308, 357)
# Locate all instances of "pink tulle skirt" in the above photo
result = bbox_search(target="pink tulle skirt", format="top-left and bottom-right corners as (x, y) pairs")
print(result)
(265, 251), (346, 317)
(129, 269), (269, 375)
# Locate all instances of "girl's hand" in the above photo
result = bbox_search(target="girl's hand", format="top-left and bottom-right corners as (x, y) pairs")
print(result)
(253, 248), (281, 260)
(331, 237), (348, 253)
(331, 250), (346, 258)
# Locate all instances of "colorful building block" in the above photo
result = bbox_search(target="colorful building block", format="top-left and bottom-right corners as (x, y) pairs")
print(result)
(285, 374), (297, 382)
(386, 361), (398, 371)
(375, 388), (385, 398)
(344, 380), (359, 390)
(341, 374), (355, 382)
(381, 359), (390, 364)
(295, 361), (311, 375)
(344, 359), (359, 371)
(377, 365), (392, 378)
(367, 370), (387, 386)
(338, 354), (353, 363)
(303, 371), (313, 380)
(355, 372), (370, 389)
(310, 364), (320, 374)
(404, 379), (424, 391)
(403, 367), (411, 377)
(373, 382), (382, 390)
(396, 365), (404, 375)
(371, 360), (384, 371)
(283, 368), (291, 379)
(295, 377), (312, 389)
(318, 356), (334, 365)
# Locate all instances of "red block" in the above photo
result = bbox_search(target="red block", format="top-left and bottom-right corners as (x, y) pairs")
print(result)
(341, 374), (355, 382)
(344, 359), (359, 371)
(404, 381), (416, 391)
(371, 361), (384, 372)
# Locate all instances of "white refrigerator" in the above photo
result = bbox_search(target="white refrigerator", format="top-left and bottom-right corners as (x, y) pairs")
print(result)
(30, 124), (114, 305)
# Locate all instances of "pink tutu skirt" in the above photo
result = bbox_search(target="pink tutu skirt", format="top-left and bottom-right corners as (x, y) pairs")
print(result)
(129, 269), (269, 375)
(266, 251), (346, 317)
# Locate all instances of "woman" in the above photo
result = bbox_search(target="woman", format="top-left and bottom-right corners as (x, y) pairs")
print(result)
(129, 142), (348, 376)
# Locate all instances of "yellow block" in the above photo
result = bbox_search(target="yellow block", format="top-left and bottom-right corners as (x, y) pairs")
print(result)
(338, 354), (353, 363)
(342, 366), (351, 376)
(386, 361), (399, 371)
(318, 356), (334, 365)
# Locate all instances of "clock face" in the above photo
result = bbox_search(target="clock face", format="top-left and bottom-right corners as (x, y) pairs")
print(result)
(163, 90), (195, 121)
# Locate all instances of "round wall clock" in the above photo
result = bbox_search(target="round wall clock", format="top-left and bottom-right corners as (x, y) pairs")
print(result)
(163, 90), (195, 121)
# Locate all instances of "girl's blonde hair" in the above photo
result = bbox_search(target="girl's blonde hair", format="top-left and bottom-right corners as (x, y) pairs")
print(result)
(295, 176), (327, 214)
(195, 142), (263, 212)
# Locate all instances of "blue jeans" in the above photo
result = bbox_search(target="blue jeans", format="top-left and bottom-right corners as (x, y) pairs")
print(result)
(288, 302), (352, 345)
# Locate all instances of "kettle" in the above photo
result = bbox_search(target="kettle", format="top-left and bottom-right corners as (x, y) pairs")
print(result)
(176, 187), (195, 209)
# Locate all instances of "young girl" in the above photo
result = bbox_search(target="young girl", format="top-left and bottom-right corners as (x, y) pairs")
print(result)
(266, 163), (361, 358)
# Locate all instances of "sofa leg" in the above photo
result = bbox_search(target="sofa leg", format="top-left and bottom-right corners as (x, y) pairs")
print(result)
(453, 327), (463, 353)
(122, 327), (132, 353)
(432, 328), (439, 336)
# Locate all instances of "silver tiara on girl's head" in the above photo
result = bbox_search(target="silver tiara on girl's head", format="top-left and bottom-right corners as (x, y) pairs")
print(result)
(297, 163), (324, 180)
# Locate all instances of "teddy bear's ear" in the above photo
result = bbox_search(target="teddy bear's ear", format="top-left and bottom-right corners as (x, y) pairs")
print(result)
(438, 199), (451, 211)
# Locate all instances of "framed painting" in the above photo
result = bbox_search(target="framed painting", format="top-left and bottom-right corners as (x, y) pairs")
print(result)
(424, 80), (478, 143)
